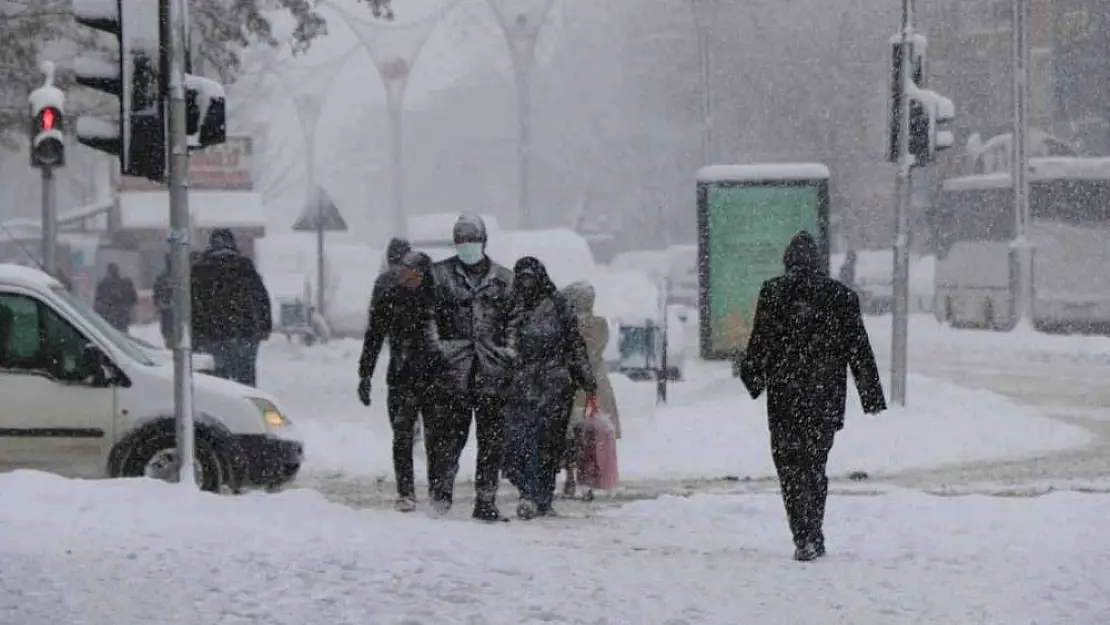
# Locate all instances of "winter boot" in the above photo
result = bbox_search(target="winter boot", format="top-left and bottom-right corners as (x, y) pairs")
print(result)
(394, 497), (417, 513)
(563, 472), (576, 499)
(537, 503), (558, 517)
(472, 499), (506, 523)
(793, 542), (820, 562)
(515, 499), (538, 520)
(429, 497), (452, 518)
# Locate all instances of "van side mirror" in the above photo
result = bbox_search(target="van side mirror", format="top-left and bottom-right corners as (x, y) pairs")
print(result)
(81, 343), (114, 387)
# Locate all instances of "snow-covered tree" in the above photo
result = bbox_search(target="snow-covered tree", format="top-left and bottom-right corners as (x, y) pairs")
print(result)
(0, 0), (395, 141)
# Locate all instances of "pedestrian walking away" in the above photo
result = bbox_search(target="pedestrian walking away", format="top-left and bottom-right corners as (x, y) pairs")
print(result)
(560, 280), (621, 499)
(501, 258), (596, 519)
(740, 231), (886, 562)
(191, 229), (272, 387)
(422, 214), (517, 522)
(357, 242), (439, 513)
(94, 262), (137, 333)
(152, 254), (173, 348)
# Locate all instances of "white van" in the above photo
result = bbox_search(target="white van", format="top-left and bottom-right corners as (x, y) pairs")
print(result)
(0, 264), (303, 492)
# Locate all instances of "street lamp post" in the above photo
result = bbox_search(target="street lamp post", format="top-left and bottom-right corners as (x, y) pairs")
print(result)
(487, 0), (556, 230)
(275, 47), (360, 316)
(325, 0), (460, 239)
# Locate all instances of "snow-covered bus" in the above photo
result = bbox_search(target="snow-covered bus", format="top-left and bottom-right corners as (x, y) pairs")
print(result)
(930, 157), (1110, 332)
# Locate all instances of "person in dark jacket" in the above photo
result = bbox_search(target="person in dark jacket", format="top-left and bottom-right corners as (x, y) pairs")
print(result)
(94, 262), (137, 332)
(740, 231), (886, 562)
(422, 214), (517, 521)
(358, 246), (438, 513)
(838, 248), (858, 289)
(152, 254), (173, 348)
(501, 257), (596, 519)
(191, 229), (272, 387)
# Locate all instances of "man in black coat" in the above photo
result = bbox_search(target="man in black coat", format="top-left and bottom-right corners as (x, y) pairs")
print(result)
(357, 244), (437, 513)
(94, 262), (137, 332)
(152, 254), (173, 348)
(423, 214), (517, 521)
(191, 229), (272, 387)
(740, 231), (886, 562)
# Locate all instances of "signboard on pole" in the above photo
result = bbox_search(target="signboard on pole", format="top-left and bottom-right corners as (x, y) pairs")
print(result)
(696, 164), (830, 361)
(293, 186), (348, 232)
(119, 135), (254, 192)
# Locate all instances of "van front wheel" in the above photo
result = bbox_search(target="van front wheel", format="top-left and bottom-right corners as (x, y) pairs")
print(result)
(120, 432), (226, 492)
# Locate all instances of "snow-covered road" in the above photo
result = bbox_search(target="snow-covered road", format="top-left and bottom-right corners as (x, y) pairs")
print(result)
(2, 470), (1108, 625)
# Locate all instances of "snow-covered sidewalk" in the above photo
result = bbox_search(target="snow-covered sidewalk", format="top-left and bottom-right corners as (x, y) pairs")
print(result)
(242, 337), (1092, 484)
(1, 470), (1107, 625)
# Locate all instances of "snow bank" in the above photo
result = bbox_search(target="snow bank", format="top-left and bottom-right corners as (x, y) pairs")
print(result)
(484, 228), (596, 287)
(610, 249), (669, 283)
(255, 233), (380, 336)
(249, 336), (1091, 484)
(613, 361), (1093, 481)
(1, 470), (1107, 624)
(866, 313), (1110, 362)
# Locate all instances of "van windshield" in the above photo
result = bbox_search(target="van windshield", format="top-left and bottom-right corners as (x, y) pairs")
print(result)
(50, 285), (155, 366)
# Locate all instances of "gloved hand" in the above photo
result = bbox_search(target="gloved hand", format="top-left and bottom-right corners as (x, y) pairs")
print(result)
(357, 377), (372, 407)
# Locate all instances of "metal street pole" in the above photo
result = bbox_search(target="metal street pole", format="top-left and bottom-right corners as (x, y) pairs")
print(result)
(167, 0), (196, 487)
(41, 168), (57, 272)
(323, 1), (457, 239)
(389, 103), (405, 238)
(488, 0), (555, 230)
(513, 61), (533, 230)
(690, 0), (712, 166)
(657, 204), (669, 404)
(890, 0), (914, 406)
(1011, 0), (1033, 329)
(276, 48), (359, 315)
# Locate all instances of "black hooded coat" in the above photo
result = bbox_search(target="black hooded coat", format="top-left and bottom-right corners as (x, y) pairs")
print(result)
(501, 257), (596, 482)
(191, 229), (272, 344)
(740, 232), (886, 433)
(358, 250), (438, 388)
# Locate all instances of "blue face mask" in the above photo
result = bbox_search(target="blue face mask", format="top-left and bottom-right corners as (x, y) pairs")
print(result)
(456, 242), (485, 265)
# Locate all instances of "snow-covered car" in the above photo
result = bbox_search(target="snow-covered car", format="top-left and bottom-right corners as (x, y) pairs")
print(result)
(127, 334), (217, 374)
(0, 264), (303, 492)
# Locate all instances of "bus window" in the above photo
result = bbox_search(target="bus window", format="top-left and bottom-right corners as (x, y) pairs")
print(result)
(1030, 180), (1110, 226)
(932, 188), (1014, 258)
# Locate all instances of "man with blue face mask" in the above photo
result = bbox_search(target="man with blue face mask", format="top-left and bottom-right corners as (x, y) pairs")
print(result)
(423, 214), (517, 522)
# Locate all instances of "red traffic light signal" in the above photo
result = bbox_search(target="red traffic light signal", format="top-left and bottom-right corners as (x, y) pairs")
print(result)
(40, 108), (55, 131)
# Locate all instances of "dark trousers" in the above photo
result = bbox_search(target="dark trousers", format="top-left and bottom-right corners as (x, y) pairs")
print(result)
(424, 393), (504, 505)
(201, 338), (260, 387)
(504, 396), (572, 510)
(770, 425), (836, 549)
(387, 387), (427, 499)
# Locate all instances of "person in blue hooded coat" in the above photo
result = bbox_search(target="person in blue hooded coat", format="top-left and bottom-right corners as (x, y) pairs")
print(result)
(501, 256), (597, 519)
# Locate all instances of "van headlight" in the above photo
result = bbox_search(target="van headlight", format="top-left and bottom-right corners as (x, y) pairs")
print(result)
(248, 398), (289, 429)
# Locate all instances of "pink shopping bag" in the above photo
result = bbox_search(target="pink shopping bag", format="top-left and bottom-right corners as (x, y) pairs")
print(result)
(576, 398), (619, 491)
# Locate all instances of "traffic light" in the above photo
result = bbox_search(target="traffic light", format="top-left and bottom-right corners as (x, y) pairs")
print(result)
(29, 75), (66, 168)
(887, 32), (956, 166)
(887, 33), (926, 163)
(185, 75), (227, 150)
(73, 0), (166, 183)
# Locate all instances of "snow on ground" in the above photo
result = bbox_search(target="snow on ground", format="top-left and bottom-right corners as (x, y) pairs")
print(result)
(866, 313), (1110, 362)
(1, 469), (1107, 625)
(231, 334), (1091, 485)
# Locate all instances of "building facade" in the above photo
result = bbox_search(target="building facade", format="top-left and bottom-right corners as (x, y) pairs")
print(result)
(922, 0), (1108, 156)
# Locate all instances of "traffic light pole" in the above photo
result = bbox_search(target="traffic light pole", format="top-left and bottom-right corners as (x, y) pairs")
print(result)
(890, 0), (914, 406)
(166, 0), (196, 488)
(41, 168), (57, 273)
